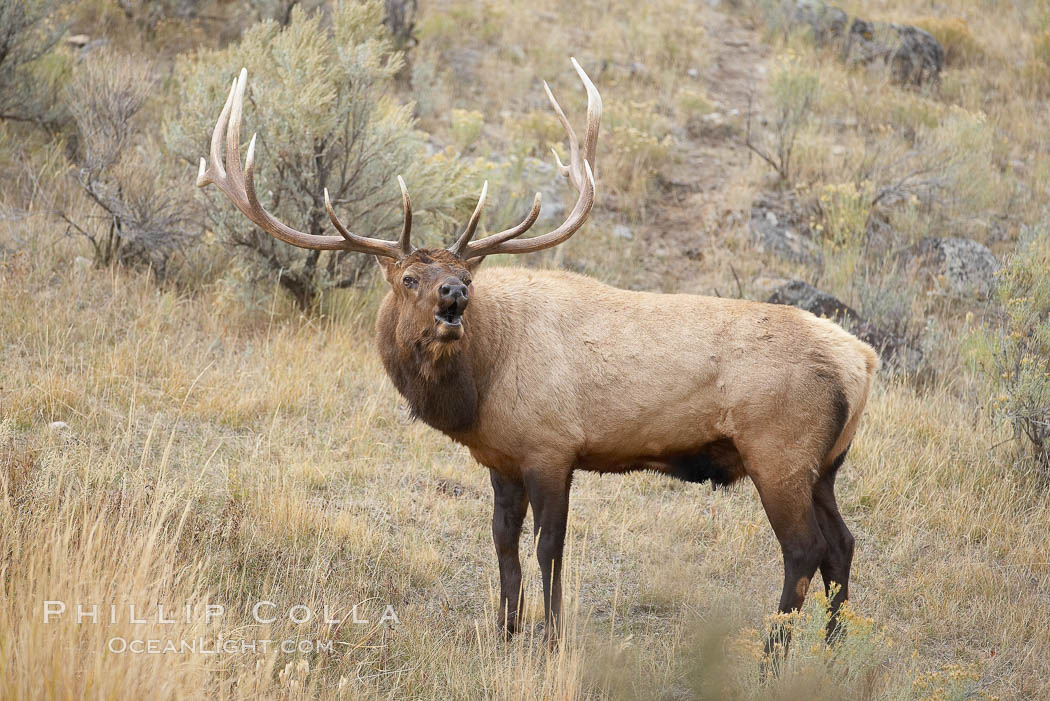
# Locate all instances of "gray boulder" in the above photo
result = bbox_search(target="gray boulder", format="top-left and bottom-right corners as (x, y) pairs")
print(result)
(780, 1), (944, 86)
(790, 0), (848, 46)
(899, 237), (1000, 298)
(846, 19), (944, 86)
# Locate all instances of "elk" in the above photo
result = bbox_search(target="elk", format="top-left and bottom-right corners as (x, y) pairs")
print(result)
(197, 59), (878, 645)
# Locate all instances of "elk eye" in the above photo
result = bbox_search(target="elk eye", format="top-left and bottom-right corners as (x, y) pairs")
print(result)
(461, 276), (472, 286)
(402, 276), (418, 290)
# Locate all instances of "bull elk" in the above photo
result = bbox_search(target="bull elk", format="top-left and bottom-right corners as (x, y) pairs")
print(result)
(197, 60), (878, 645)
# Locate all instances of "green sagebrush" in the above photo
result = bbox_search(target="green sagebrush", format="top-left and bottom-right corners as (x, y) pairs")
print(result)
(969, 220), (1050, 473)
(164, 0), (479, 309)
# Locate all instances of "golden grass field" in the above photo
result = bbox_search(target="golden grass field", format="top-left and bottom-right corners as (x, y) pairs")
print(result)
(3, 0), (1050, 699)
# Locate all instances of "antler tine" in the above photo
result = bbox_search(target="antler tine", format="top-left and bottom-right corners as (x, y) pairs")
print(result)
(573, 56), (602, 183)
(396, 175), (413, 255)
(492, 160), (595, 254)
(224, 68), (248, 190)
(323, 188), (353, 244)
(197, 68), (406, 258)
(458, 58), (602, 260)
(543, 80), (579, 188)
(464, 192), (542, 253)
(549, 147), (570, 179)
(448, 181), (488, 256)
(197, 78), (236, 187)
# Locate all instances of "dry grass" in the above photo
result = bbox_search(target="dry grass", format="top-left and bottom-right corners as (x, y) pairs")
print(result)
(2, 218), (1047, 699)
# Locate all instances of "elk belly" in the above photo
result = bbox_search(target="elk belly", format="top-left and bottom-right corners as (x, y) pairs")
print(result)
(577, 438), (746, 487)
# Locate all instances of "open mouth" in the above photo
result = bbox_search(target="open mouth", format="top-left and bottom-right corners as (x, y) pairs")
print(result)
(435, 309), (462, 327)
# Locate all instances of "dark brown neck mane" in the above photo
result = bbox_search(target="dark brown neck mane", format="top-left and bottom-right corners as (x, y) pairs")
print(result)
(375, 299), (489, 437)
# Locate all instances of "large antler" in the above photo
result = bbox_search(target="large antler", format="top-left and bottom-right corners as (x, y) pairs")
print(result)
(196, 68), (412, 259)
(198, 60), (600, 263)
(448, 57), (602, 260)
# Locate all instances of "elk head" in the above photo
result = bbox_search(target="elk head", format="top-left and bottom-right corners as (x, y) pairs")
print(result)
(385, 247), (474, 344)
(196, 59), (602, 347)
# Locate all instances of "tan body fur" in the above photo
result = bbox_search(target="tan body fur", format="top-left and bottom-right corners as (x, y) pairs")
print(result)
(381, 266), (876, 488)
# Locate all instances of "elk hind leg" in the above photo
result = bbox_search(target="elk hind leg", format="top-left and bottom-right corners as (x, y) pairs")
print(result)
(813, 461), (855, 642)
(752, 471), (827, 659)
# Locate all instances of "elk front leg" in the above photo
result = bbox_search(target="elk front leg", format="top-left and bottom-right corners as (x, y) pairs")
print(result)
(490, 469), (528, 637)
(523, 470), (572, 645)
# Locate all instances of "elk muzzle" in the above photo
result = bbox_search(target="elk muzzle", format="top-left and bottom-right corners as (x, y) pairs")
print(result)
(435, 278), (469, 340)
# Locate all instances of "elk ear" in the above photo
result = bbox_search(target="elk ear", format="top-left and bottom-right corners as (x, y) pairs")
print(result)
(375, 255), (399, 284)
(466, 257), (486, 274)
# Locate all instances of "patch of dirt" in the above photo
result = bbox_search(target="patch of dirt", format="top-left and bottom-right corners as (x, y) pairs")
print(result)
(631, 7), (771, 291)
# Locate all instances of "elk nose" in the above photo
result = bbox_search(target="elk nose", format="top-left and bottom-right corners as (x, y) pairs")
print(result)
(439, 280), (469, 301)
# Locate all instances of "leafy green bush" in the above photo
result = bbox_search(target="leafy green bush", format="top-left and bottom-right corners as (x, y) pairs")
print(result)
(970, 221), (1050, 473)
(164, 1), (478, 309)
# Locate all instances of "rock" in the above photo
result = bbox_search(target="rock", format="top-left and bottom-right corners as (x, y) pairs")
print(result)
(790, 0), (848, 46)
(49, 421), (70, 431)
(749, 192), (822, 264)
(891, 24), (945, 85)
(899, 237), (1000, 298)
(845, 19), (943, 86)
(767, 280), (922, 372)
(613, 224), (633, 240)
(782, 1), (944, 86)
(768, 279), (851, 317)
